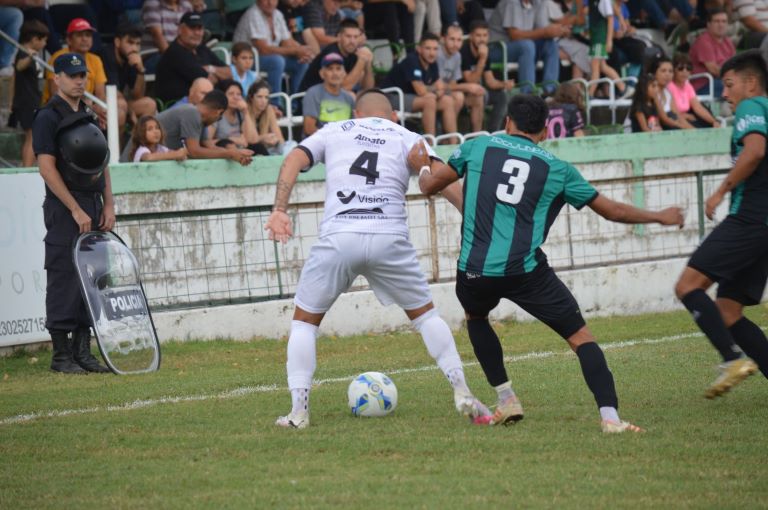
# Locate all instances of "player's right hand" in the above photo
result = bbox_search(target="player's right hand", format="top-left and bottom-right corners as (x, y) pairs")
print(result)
(265, 210), (293, 243)
(72, 208), (92, 234)
(658, 207), (685, 228)
(407, 140), (431, 173)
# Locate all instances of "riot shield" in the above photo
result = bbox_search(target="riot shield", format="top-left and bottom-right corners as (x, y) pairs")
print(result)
(73, 231), (161, 374)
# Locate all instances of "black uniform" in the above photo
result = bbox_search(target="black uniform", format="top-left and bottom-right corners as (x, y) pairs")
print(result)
(32, 94), (105, 331)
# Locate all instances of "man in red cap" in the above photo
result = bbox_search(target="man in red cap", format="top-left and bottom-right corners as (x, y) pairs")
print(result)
(43, 17), (107, 123)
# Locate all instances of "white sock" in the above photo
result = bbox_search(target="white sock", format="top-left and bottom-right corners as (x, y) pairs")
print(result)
(494, 381), (516, 402)
(599, 406), (620, 423)
(286, 320), (319, 415)
(412, 308), (470, 395)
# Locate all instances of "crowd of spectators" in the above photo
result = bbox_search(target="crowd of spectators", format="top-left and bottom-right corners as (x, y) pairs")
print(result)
(0, 0), (761, 166)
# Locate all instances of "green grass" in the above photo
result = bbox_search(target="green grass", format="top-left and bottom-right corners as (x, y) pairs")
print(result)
(2, 309), (768, 508)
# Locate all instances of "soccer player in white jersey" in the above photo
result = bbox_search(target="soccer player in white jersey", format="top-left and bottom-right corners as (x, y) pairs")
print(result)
(265, 88), (490, 429)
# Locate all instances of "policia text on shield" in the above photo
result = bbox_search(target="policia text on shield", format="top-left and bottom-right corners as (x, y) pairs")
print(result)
(32, 52), (114, 374)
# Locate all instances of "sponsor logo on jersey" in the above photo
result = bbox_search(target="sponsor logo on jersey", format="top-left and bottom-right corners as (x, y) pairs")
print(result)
(490, 136), (555, 160)
(341, 120), (355, 131)
(337, 190), (357, 204)
(736, 114), (766, 133)
(451, 148), (461, 159)
(354, 133), (387, 146)
(356, 194), (389, 204)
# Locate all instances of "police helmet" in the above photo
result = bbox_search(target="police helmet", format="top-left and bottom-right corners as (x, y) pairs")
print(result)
(57, 122), (109, 187)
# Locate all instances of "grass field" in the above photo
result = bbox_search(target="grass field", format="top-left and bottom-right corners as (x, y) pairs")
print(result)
(1, 309), (767, 508)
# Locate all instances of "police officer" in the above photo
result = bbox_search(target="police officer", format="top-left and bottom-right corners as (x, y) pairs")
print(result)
(33, 53), (114, 374)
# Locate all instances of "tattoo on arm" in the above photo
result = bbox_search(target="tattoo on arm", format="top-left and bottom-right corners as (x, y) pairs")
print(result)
(273, 159), (296, 211)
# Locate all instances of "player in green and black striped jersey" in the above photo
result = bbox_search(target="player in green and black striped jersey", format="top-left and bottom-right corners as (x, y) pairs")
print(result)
(675, 50), (768, 399)
(413, 94), (684, 432)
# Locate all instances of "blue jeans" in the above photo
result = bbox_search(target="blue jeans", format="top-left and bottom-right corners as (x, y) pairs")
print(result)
(0, 7), (22, 68)
(490, 38), (560, 93)
(259, 53), (309, 99)
(627, 0), (692, 28)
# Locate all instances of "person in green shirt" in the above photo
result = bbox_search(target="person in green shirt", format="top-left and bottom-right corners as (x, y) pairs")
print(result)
(412, 94), (683, 433)
(675, 50), (768, 399)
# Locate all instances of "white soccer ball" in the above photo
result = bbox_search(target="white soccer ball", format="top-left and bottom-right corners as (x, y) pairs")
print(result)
(348, 371), (398, 417)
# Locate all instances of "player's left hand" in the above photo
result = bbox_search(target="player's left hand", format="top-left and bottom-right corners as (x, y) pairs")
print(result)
(99, 203), (116, 231)
(705, 191), (724, 220)
(657, 207), (685, 228)
(407, 140), (430, 173)
(265, 210), (293, 243)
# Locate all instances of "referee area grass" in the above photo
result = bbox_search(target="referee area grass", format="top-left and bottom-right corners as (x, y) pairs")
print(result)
(1, 308), (767, 508)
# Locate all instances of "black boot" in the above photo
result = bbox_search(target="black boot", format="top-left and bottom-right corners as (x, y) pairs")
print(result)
(50, 330), (87, 374)
(72, 327), (111, 373)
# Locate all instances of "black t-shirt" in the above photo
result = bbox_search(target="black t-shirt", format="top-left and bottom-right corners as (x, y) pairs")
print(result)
(300, 43), (358, 91)
(12, 51), (41, 112)
(100, 44), (138, 92)
(155, 40), (225, 102)
(459, 41), (491, 76)
(382, 52), (439, 94)
(630, 101), (660, 132)
(32, 95), (106, 195)
(280, 2), (310, 44)
(546, 103), (585, 138)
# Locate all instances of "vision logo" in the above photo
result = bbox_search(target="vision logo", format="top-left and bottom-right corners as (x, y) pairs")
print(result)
(337, 190), (357, 204)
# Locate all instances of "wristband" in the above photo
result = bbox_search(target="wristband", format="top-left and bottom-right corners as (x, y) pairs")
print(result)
(419, 165), (431, 178)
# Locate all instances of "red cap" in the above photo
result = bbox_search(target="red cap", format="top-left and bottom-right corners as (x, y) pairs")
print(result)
(67, 18), (96, 34)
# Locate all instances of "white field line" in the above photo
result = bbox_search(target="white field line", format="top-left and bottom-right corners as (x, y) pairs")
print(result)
(0, 331), (705, 426)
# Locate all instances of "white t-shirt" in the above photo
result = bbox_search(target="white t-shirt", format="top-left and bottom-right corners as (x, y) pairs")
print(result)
(133, 144), (170, 162)
(298, 117), (439, 238)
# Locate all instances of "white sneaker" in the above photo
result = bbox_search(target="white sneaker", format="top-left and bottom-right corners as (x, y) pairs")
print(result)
(454, 392), (492, 423)
(275, 411), (310, 429)
(619, 85), (635, 100)
(601, 420), (644, 433)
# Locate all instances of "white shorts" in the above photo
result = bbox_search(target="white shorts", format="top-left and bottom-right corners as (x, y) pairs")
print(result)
(293, 232), (433, 314)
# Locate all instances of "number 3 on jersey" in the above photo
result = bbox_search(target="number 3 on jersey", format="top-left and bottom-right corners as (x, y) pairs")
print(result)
(496, 158), (530, 205)
(349, 151), (380, 185)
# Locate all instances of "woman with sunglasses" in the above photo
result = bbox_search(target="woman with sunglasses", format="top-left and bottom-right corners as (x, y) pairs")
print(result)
(649, 55), (695, 130)
(668, 52), (721, 128)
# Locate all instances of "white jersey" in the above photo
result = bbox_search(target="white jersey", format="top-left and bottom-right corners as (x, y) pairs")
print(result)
(298, 117), (439, 237)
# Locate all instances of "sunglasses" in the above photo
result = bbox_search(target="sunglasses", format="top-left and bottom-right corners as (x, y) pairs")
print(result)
(676, 64), (693, 71)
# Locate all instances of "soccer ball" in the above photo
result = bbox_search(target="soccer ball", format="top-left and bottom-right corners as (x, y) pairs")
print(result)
(348, 371), (398, 417)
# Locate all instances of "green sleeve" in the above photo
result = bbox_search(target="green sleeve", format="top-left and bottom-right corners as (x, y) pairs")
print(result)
(733, 98), (768, 144)
(563, 163), (599, 209)
(446, 139), (475, 177)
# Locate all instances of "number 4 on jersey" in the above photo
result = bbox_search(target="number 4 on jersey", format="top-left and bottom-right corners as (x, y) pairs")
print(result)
(349, 151), (380, 185)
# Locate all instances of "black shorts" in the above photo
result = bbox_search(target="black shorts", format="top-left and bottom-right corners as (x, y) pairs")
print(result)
(688, 215), (768, 305)
(456, 264), (586, 339)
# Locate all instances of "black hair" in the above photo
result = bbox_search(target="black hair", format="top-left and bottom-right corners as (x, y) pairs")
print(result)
(216, 78), (243, 95)
(721, 49), (768, 91)
(19, 19), (49, 43)
(215, 138), (236, 148)
(337, 18), (362, 35)
(419, 32), (440, 45)
(441, 22), (462, 37)
(201, 89), (228, 110)
(630, 72), (657, 113)
(705, 7), (727, 23)
(646, 55), (672, 77)
(506, 94), (549, 134)
(232, 41), (254, 58)
(115, 23), (142, 39)
(468, 19), (489, 32)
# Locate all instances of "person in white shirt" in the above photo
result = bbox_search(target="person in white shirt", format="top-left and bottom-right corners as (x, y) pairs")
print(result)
(264, 88), (490, 429)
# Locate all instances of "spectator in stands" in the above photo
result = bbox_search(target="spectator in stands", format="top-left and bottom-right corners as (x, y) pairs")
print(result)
(11, 19), (47, 167)
(456, 0), (486, 34)
(549, 0), (590, 81)
(234, 0), (315, 98)
(669, 52), (720, 128)
(44, 19), (107, 124)
(734, 0), (768, 49)
(363, 0), (416, 48)
(338, 0), (364, 27)
(689, 8), (734, 97)
(130, 115), (188, 162)
(209, 79), (266, 154)
(300, 19), (375, 92)
(231, 42), (259, 95)
(247, 79), (288, 154)
(0, 3), (23, 76)
(414, 0), (441, 43)
(586, 0), (632, 99)
(280, 0), (321, 54)
(546, 81), (586, 138)
(650, 56), (694, 129)
(302, 52), (355, 135)
(609, 0), (649, 79)
(382, 33), (459, 142)
(141, 0), (194, 56)
(155, 90), (254, 164)
(625, 0), (694, 30)
(171, 77), (215, 109)
(461, 20), (515, 132)
(48, 0), (102, 52)
(156, 12), (231, 104)
(304, 0), (343, 48)
(439, 23), (485, 132)
(488, 0), (569, 94)
(100, 23), (157, 130)
(629, 72), (661, 132)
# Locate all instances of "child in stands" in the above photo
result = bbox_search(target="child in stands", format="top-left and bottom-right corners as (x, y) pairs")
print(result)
(131, 115), (188, 162)
(12, 20), (48, 167)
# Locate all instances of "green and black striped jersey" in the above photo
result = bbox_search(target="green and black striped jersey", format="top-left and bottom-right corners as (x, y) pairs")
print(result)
(448, 134), (598, 276)
(729, 96), (768, 225)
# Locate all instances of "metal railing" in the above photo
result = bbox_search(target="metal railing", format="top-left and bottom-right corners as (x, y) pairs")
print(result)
(114, 168), (728, 311)
(0, 29), (120, 164)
